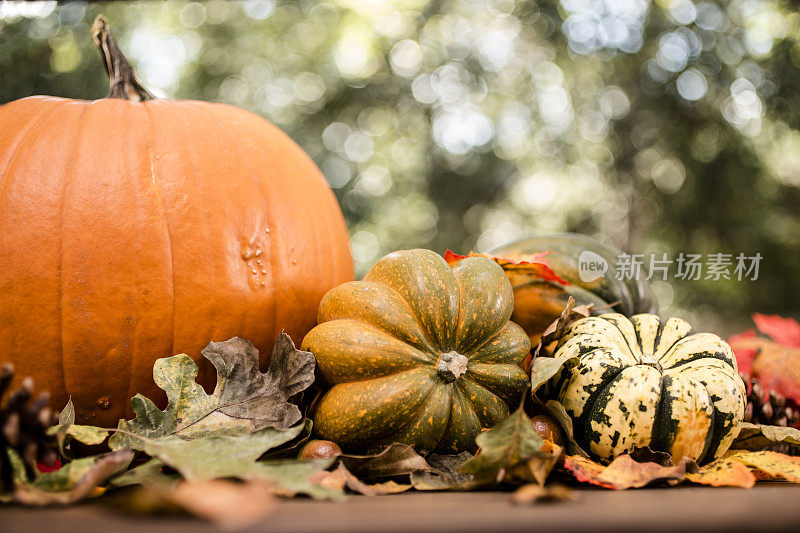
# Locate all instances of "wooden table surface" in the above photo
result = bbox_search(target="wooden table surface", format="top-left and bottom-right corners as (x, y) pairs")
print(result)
(3, 485), (799, 533)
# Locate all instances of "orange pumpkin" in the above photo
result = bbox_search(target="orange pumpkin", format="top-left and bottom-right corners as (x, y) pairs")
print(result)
(0, 17), (353, 426)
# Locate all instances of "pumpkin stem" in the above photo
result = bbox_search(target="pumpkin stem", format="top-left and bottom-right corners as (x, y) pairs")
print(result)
(437, 351), (469, 382)
(91, 15), (154, 102)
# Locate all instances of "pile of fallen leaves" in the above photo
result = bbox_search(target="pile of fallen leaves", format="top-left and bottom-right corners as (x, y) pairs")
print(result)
(2, 312), (800, 530)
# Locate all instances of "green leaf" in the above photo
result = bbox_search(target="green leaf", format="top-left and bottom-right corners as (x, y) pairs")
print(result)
(110, 459), (179, 488)
(140, 424), (305, 482)
(529, 355), (578, 394)
(248, 459), (344, 500)
(110, 333), (315, 450)
(458, 404), (546, 486)
(731, 422), (800, 451)
(48, 422), (110, 446)
(47, 398), (111, 454)
(58, 397), (75, 426)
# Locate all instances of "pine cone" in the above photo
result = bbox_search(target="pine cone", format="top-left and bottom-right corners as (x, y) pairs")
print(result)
(742, 373), (800, 427)
(741, 373), (799, 455)
(0, 363), (60, 492)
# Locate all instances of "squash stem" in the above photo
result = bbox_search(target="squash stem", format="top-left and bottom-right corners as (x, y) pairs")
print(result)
(91, 15), (154, 102)
(437, 351), (469, 382)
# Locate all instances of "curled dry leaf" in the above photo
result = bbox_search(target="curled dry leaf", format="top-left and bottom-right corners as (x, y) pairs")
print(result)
(9, 449), (133, 506)
(531, 296), (593, 359)
(110, 333), (315, 449)
(732, 422), (800, 451)
(339, 443), (431, 480)
(562, 451), (691, 490)
(315, 464), (411, 496)
(511, 439), (563, 486)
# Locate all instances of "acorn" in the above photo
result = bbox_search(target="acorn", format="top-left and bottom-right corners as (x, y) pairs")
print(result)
(298, 439), (342, 460)
(531, 414), (564, 446)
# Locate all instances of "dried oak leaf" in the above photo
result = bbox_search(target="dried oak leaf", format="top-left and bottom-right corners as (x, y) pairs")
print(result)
(136, 425), (303, 482)
(458, 404), (547, 486)
(444, 250), (569, 286)
(109, 333), (315, 449)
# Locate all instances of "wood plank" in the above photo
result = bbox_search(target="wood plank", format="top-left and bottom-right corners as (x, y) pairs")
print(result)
(2, 485), (800, 533)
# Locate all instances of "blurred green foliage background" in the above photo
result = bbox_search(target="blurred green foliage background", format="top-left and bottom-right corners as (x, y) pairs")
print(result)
(1, 0), (799, 333)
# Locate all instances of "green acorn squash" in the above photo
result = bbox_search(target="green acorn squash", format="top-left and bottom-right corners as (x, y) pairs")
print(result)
(302, 249), (531, 453)
(539, 313), (746, 464)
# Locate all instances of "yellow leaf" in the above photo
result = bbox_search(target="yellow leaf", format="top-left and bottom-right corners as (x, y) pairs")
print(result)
(685, 456), (755, 488)
(726, 450), (800, 483)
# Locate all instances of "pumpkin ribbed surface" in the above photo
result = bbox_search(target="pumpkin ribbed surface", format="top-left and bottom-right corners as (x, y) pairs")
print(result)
(0, 96), (353, 425)
(543, 313), (745, 464)
(302, 249), (531, 454)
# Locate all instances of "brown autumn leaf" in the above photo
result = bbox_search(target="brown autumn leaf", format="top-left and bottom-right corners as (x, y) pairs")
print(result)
(532, 297), (594, 359)
(562, 455), (615, 489)
(511, 483), (578, 504)
(685, 456), (756, 488)
(562, 450), (690, 490)
(169, 480), (275, 531)
(317, 464), (411, 496)
(339, 443), (431, 480)
(508, 439), (563, 486)
(410, 452), (474, 490)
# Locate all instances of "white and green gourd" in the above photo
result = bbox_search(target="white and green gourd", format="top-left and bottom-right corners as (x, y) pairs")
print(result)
(540, 313), (746, 464)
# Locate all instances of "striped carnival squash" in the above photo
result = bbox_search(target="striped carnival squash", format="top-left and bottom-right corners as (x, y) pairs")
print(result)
(540, 313), (746, 464)
(302, 249), (531, 453)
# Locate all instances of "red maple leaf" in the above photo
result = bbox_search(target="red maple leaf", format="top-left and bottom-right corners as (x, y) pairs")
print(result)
(730, 314), (800, 411)
(752, 313), (800, 347)
(444, 250), (569, 286)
